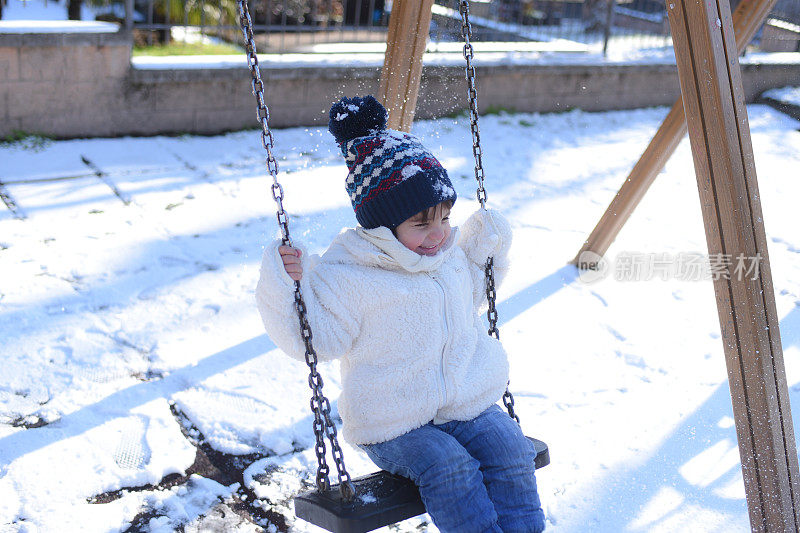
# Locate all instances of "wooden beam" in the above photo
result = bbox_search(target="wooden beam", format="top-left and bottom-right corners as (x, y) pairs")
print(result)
(378, 0), (434, 132)
(667, 0), (800, 528)
(573, 0), (777, 266)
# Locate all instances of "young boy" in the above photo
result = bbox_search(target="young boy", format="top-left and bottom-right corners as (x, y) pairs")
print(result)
(256, 95), (545, 532)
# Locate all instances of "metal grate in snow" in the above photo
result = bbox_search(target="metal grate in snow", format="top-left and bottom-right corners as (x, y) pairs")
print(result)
(113, 417), (151, 470)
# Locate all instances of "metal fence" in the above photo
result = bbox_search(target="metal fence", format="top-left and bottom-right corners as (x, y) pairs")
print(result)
(429, 0), (672, 54)
(128, 0), (390, 50)
(122, 0), (800, 54)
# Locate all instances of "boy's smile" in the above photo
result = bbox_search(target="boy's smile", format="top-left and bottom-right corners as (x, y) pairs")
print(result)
(395, 203), (452, 256)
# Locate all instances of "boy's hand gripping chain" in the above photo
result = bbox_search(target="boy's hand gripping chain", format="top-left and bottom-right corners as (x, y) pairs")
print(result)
(236, 0), (356, 502)
(459, 0), (519, 424)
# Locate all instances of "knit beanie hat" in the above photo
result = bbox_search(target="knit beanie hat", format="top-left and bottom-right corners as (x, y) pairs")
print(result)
(328, 95), (457, 230)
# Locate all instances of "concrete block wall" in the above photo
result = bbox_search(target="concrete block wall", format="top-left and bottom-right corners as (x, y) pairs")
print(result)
(126, 65), (384, 135)
(1, 27), (799, 139)
(414, 63), (684, 119)
(0, 30), (133, 138)
(761, 20), (800, 52)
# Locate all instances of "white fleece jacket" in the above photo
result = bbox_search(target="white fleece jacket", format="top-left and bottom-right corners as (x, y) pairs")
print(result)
(255, 208), (513, 445)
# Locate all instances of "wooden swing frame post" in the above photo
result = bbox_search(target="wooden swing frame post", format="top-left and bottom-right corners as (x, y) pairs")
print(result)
(666, 0), (800, 528)
(376, 0), (800, 528)
(378, 0), (435, 132)
(572, 0), (778, 265)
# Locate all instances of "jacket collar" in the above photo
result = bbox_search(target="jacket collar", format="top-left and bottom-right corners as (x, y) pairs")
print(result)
(352, 225), (459, 273)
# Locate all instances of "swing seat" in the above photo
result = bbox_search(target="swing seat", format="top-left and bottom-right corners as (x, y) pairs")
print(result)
(294, 437), (550, 533)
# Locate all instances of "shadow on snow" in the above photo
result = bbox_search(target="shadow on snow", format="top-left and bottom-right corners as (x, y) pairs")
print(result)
(0, 334), (276, 465)
(564, 305), (800, 531)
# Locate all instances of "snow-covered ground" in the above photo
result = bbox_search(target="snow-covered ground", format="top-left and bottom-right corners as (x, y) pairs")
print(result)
(764, 85), (800, 107)
(1, 101), (800, 532)
(2, 0), (91, 22)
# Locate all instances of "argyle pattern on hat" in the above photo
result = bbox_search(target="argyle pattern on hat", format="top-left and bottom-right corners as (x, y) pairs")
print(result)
(329, 95), (457, 230)
(344, 130), (442, 208)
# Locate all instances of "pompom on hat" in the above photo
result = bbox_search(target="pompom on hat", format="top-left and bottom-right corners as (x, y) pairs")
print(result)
(328, 95), (457, 230)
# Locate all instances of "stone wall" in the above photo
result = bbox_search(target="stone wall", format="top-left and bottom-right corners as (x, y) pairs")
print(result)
(1, 26), (799, 139)
(761, 19), (800, 52)
(0, 29), (132, 138)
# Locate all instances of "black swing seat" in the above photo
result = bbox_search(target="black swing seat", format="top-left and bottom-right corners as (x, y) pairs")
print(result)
(294, 437), (549, 533)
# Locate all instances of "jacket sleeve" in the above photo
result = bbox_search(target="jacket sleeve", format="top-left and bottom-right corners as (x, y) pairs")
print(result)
(457, 208), (513, 313)
(255, 239), (360, 363)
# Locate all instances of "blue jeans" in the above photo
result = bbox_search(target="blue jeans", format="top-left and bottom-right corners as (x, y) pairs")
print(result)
(360, 404), (545, 533)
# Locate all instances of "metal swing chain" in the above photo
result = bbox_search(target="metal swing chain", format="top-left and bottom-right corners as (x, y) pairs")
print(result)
(458, 0), (519, 424)
(236, 0), (355, 501)
(458, 0), (487, 210)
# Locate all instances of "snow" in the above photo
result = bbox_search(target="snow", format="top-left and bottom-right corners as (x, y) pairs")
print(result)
(143, 475), (237, 532)
(132, 55), (251, 70)
(767, 17), (800, 32)
(0, 20), (119, 33)
(130, 50), (683, 71)
(3, 0), (81, 22)
(615, 6), (664, 23)
(1, 103), (800, 532)
(763, 85), (800, 106)
(401, 164), (423, 179)
(126, 46), (800, 71)
(0, 0), (119, 25)
(740, 52), (800, 65)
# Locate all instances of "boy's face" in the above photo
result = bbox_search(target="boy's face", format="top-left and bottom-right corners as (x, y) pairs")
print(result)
(395, 203), (452, 256)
